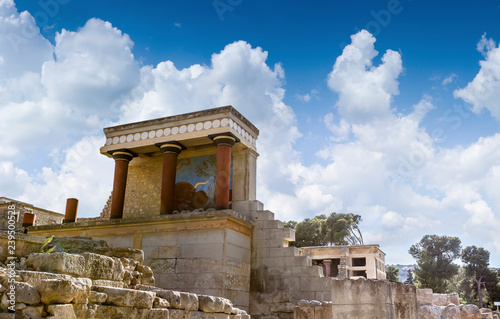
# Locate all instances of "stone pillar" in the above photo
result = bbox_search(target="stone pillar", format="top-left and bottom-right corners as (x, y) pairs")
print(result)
(22, 212), (36, 227)
(158, 142), (183, 214)
(110, 150), (134, 219)
(324, 259), (332, 277)
(213, 135), (236, 210)
(64, 198), (78, 223)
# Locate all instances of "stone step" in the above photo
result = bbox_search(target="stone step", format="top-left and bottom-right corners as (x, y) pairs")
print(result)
(254, 210), (275, 221)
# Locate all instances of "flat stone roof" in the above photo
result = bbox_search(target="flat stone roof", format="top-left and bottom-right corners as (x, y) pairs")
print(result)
(104, 106), (259, 135)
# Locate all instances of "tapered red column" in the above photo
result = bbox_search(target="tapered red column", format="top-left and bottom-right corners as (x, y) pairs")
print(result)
(213, 135), (236, 210)
(64, 198), (78, 223)
(158, 143), (183, 214)
(110, 150), (134, 219)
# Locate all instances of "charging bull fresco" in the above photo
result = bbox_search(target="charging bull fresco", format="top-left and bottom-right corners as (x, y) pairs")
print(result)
(173, 154), (231, 212)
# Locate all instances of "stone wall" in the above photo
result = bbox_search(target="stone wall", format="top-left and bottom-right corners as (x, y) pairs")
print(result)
(0, 231), (250, 318)
(417, 288), (500, 319)
(29, 210), (253, 311)
(250, 209), (333, 319)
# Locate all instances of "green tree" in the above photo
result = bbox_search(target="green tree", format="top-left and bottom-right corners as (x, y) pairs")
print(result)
(405, 268), (415, 285)
(386, 265), (400, 282)
(409, 234), (461, 293)
(462, 246), (492, 308)
(286, 212), (363, 248)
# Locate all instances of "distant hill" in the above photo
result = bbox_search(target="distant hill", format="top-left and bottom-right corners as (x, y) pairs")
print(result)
(387, 264), (416, 282)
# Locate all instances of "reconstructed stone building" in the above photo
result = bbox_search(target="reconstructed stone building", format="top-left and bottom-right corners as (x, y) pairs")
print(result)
(30, 106), (415, 318)
(0, 197), (64, 230)
(301, 245), (386, 280)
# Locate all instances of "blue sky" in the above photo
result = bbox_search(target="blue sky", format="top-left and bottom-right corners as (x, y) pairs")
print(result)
(3, 0), (500, 265)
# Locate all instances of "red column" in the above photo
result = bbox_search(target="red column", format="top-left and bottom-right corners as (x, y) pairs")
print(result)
(64, 198), (79, 223)
(22, 212), (36, 227)
(213, 135), (236, 210)
(324, 259), (333, 277)
(158, 143), (183, 214)
(110, 150), (134, 219)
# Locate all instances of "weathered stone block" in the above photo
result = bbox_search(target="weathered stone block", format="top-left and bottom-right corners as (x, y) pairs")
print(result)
(199, 295), (225, 313)
(47, 304), (76, 319)
(144, 308), (170, 319)
(417, 288), (433, 306)
(180, 292), (199, 311)
(27, 252), (85, 276)
(81, 252), (116, 280)
(90, 291), (107, 304)
(442, 304), (460, 319)
(15, 305), (42, 319)
(17, 270), (72, 287)
(153, 296), (170, 308)
(155, 289), (182, 309)
(295, 306), (314, 319)
(418, 304), (443, 319)
(94, 305), (139, 319)
(92, 279), (124, 288)
(459, 304), (482, 319)
(13, 282), (40, 305)
(36, 278), (89, 304)
(169, 309), (188, 319)
(92, 286), (155, 308)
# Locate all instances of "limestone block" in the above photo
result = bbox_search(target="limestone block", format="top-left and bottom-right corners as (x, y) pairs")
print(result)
(144, 308), (171, 319)
(13, 282), (40, 305)
(169, 309), (188, 319)
(255, 210), (274, 221)
(92, 279), (124, 288)
(256, 220), (284, 229)
(90, 291), (107, 304)
(16, 305), (42, 319)
(95, 247), (144, 264)
(418, 305), (442, 319)
(153, 297), (171, 308)
(269, 247), (299, 258)
(180, 291), (199, 311)
(94, 305), (140, 319)
(81, 252), (116, 280)
(17, 270), (72, 287)
(442, 304), (460, 319)
(154, 289), (182, 309)
(433, 293), (459, 307)
(482, 308), (493, 313)
(92, 286), (155, 308)
(0, 313), (14, 319)
(149, 259), (177, 274)
(73, 304), (96, 319)
(459, 304), (482, 319)
(417, 289), (434, 306)
(47, 304), (76, 319)
(198, 295), (229, 313)
(36, 278), (88, 304)
(27, 252), (85, 276)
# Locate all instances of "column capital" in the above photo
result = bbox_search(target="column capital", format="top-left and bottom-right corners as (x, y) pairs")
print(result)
(156, 141), (185, 155)
(109, 149), (136, 162)
(210, 132), (239, 147)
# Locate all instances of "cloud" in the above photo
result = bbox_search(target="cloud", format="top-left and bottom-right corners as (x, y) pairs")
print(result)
(296, 89), (318, 102)
(454, 34), (500, 120)
(327, 30), (403, 123)
(42, 18), (140, 119)
(442, 73), (457, 86)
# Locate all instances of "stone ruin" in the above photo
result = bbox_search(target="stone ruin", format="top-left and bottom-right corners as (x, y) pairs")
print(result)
(0, 231), (250, 318)
(5, 106), (500, 319)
